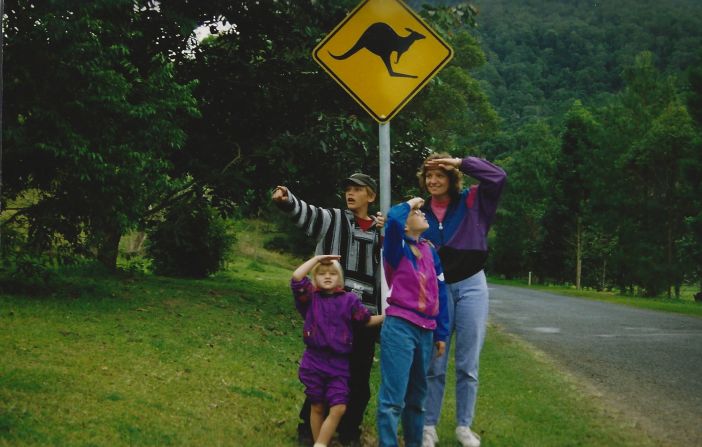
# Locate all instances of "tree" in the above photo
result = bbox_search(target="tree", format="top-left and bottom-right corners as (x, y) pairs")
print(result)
(625, 104), (697, 297)
(170, 0), (498, 212)
(682, 56), (702, 293)
(596, 52), (698, 297)
(540, 101), (599, 288)
(3, 1), (198, 270)
(562, 101), (599, 289)
(490, 121), (558, 280)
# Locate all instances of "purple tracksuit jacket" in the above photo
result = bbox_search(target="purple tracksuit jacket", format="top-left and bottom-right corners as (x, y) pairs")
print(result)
(421, 156), (506, 283)
(291, 276), (371, 375)
(383, 202), (449, 342)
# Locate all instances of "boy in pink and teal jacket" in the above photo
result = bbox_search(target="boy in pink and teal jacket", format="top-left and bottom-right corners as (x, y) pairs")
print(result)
(376, 197), (449, 447)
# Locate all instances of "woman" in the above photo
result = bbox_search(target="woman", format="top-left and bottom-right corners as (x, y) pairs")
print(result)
(418, 153), (506, 447)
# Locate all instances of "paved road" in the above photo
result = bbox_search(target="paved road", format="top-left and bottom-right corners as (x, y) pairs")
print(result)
(489, 284), (702, 447)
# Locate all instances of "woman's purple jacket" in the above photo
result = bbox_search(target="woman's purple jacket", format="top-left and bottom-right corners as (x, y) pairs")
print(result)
(421, 156), (506, 284)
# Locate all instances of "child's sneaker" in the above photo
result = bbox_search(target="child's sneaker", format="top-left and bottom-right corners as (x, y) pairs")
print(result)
(422, 425), (438, 447)
(455, 426), (481, 447)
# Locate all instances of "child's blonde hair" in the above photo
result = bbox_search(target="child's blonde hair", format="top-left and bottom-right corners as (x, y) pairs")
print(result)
(311, 260), (345, 289)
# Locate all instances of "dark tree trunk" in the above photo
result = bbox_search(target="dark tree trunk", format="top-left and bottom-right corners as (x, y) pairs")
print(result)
(96, 224), (121, 271)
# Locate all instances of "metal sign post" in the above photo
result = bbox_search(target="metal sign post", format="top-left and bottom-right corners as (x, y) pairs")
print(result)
(379, 121), (391, 310)
(379, 122), (391, 216)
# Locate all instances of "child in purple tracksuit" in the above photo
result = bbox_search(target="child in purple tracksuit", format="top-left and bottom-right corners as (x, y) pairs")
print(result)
(291, 254), (384, 447)
(376, 197), (449, 447)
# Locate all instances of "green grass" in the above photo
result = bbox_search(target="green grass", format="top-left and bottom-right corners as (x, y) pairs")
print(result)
(489, 277), (702, 318)
(0, 227), (663, 446)
(1, 259), (305, 446)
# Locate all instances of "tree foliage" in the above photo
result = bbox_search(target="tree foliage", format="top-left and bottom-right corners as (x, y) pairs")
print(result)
(595, 53), (700, 296)
(490, 120), (558, 279)
(3, 0), (701, 294)
(3, 0), (198, 269)
(2, 0), (497, 274)
(540, 101), (599, 288)
(493, 50), (702, 296)
(470, 0), (702, 131)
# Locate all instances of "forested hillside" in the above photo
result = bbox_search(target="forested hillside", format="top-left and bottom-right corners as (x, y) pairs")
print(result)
(404, 0), (702, 295)
(413, 0), (702, 131)
(464, 0), (702, 296)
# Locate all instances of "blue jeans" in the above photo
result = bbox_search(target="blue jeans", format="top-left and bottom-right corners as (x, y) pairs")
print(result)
(425, 270), (489, 427)
(377, 316), (434, 447)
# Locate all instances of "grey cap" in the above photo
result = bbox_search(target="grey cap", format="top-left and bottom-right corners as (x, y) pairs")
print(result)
(343, 173), (377, 194)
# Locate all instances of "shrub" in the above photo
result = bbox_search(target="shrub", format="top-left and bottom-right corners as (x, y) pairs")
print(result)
(146, 194), (235, 278)
(263, 212), (315, 259)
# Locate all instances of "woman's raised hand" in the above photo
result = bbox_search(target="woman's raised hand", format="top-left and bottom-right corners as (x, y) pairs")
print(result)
(424, 157), (460, 171)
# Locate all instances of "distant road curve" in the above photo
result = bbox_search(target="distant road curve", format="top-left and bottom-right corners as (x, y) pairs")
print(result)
(489, 284), (702, 447)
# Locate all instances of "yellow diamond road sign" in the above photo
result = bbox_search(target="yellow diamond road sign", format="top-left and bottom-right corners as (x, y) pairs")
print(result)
(313, 0), (454, 123)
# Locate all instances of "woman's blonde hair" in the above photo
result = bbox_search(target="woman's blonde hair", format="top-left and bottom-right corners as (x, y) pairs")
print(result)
(416, 152), (463, 199)
(311, 260), (344, 289)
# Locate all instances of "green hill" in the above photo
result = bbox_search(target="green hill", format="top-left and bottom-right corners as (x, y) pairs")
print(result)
(412, 0), (702, 130)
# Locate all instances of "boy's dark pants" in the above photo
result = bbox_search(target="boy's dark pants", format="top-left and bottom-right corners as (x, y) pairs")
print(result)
(298, 324), (380, 443)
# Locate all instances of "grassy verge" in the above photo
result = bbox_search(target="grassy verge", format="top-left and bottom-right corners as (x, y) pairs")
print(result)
(1, 260), (305, 446)
(0, 229), (660, 446)
(488, 277), (702, 318)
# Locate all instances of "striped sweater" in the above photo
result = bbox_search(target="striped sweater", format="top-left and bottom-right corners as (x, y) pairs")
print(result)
(275, 189), (381, 314)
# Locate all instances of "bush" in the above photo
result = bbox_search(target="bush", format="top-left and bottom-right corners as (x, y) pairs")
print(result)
(146, 194), (235, 278)
(0, 222), (116, 296)
(263, 211), (315, 259)
(0, 253), (58, 295)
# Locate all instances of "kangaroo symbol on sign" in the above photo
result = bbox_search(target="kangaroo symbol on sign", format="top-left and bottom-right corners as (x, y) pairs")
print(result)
(329, 22), (426, 78)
